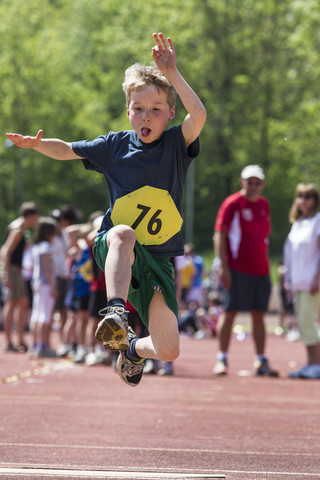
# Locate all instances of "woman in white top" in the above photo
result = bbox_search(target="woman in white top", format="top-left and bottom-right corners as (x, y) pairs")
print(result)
(284, 183), (320, 379)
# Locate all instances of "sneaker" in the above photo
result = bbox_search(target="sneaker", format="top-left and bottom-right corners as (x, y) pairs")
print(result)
(73, 346), (88, 364)
(289, 365), (311, 379)
(255, 358), (279, 377)
(5, 343), (20, 353)
(56, 343), (73, 357)
(85, 346), (112, 366)
(143, 359), (160, 375)
(300, 364), (320, 379)
(213, 359), (228, 375)
(36, 345), (57, 358)
(17, 343), (28, 353)
(28, 345), (40, 359)
(158, 361), (174, 376)
(116, 327), (146, 387)
(95, 306), (129, 351)
(286, 328), (301, 343)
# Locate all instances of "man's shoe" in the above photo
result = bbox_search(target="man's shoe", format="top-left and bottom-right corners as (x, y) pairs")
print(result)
(116, 327), (146, 387)
(300, 364), (320, 379)
(255, 358), (279, 377)
(289, 365), (311, 378)
(95, 306), (129, 351)
(213, 359), (228, 375)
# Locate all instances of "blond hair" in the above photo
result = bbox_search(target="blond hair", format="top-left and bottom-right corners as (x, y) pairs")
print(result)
(289, 183), (320, 223)
(122, 63), (176, 109)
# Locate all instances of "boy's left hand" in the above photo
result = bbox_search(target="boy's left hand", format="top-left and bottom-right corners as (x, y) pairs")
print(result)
(152, 33), (176, 75)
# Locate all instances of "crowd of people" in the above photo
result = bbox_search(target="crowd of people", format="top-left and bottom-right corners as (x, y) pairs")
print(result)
(0, 201), (219, 369)
(1, 173), (319, 381)
(3, 33), (320, 384)
(0, 204), (111, 366)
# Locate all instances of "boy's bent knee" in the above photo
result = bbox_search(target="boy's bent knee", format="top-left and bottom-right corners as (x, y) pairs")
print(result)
(107, 225), (136, 248)
(157, 342), (180, 362)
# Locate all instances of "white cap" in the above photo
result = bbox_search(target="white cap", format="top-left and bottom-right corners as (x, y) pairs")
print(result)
(241, 165), (265, 180)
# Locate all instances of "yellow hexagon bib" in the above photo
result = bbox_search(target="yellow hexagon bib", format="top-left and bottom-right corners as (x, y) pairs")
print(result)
(111, 186), (183, 245)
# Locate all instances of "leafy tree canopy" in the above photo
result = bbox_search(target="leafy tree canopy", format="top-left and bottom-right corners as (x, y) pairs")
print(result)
(1, 0), (319, 258)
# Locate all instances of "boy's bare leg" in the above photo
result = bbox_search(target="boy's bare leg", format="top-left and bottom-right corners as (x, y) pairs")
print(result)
(95, 225), (135, 350)
(135, 290), (180, 362)
(116, 290), (179, 387)
(105, 226), (135, 300)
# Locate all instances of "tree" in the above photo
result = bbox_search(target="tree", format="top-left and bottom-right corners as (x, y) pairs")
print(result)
(1, 0), (319, 257)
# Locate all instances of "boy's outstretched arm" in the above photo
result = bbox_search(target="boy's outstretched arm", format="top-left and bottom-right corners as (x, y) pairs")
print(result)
(6, 130), (81, 160)
(152, 33), (206, 147)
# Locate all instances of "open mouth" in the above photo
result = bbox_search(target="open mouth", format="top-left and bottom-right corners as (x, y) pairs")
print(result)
(141, 127), (151, 138)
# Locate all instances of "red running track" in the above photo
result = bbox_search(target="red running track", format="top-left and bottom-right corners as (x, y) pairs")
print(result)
(0, 313), (319, 480)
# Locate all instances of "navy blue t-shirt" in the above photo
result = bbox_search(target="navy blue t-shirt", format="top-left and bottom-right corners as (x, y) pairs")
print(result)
(72, 125), (199, 257)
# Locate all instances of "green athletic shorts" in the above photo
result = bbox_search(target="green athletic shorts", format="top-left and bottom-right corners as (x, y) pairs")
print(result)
(93, 230), (178, 327)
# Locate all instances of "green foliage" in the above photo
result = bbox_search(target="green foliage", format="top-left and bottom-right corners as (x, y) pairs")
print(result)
(0, 0), (319, 253)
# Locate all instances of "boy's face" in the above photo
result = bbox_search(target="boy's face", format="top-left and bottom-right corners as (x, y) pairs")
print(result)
(127, 85), (175, 143)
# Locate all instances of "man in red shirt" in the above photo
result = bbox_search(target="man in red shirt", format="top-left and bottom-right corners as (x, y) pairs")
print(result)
(213, 165), (278, 377)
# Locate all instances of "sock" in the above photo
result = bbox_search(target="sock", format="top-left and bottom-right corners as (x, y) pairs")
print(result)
(107, 297), (126, 309)
(125, 337), (143, 363)
(256, 354), (267, 363)
(217, 351), (227, 362)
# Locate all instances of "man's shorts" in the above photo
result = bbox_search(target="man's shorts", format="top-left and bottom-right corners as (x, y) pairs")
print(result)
(295, 290), (320, 346)
(223, 269), (271, 312)
(93, 230), (178, 327)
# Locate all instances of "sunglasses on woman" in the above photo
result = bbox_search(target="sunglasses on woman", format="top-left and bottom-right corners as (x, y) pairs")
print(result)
(297, 193), (313, 200)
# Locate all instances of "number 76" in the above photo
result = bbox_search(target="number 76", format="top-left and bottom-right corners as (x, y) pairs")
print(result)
(131, 204), (163, 235)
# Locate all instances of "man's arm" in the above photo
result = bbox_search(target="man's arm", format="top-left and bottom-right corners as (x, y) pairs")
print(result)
(152, 33), (206, 147)
(213, 230), (231, 289)
(6, 130), (81, 161)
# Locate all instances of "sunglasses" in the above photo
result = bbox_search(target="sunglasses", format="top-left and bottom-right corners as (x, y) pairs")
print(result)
(246, 180), (263, 186)
(297, 193), (313, 200)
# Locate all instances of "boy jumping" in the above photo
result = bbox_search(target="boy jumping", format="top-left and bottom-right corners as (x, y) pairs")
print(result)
(6, 33), (207, 387)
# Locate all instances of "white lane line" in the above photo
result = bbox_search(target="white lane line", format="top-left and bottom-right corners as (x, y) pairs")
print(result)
(222, 470), (320, 477)
(0, 468), (225, 478)
(1, 467), (320, 478)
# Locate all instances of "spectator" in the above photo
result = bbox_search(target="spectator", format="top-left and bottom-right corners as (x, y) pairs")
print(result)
(1, 202), (39, 352)
(186, 243), (205, 307)
(29, 217), (57, 358)
(196, 291), (223, 338)
(85, 214), (111, 366)
(213, 165), (278, 377)
(52, 205), (81, 356)
(284, 183), (320, 379)
(63, 222), (92, 363)
(175, 244), (195, 309)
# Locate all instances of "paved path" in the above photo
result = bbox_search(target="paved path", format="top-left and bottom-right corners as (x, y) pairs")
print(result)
(0, 314), (319, 480)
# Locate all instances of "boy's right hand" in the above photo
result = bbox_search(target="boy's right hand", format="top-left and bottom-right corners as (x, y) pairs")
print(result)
(6, 129), (43, 149)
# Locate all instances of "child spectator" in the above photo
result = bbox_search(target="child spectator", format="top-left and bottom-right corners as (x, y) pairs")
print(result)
(29, 217), (57, 358)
